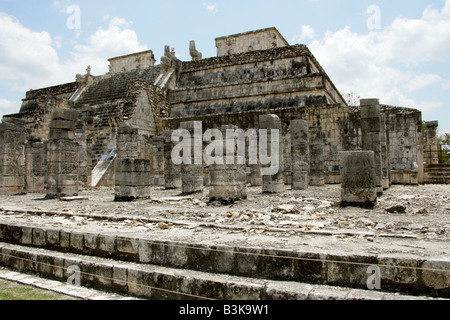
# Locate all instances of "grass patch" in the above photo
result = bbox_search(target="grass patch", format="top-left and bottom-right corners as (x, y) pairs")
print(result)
(0, 279), (79, 300)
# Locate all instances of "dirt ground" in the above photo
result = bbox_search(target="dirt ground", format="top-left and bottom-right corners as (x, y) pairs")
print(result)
(0, 184), (449, 259)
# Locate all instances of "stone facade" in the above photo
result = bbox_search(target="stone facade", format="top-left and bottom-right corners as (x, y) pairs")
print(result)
(0, 27), (434, 199)
(215, 27), (289, 57)
(108, 51), (156, 75)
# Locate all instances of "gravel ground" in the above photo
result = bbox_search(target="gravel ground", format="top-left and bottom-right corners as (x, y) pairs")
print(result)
(0, 184), (449, 259)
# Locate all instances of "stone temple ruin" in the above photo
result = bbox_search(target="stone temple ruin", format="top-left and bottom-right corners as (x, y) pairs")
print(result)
(0, 27), (445, 204)
(0, 27), (449, 301)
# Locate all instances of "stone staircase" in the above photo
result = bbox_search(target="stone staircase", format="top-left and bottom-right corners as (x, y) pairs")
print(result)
(0, 220), (448, 300)
(75, 67), (163, 106)
(424, 164), (450, 184)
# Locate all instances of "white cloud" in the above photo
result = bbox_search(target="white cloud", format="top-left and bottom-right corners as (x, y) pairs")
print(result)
(0, 12), (60, 87)
(0, 13), (147, 95)
(291, 25), (316, 43)
(403, 74), (442, 93)
(204, 3), (219, 15)
(0, 99), (21, 119)
(422, 1), (450, 22)
(308, 0), (450, 112)
(70, 17), (148, 75)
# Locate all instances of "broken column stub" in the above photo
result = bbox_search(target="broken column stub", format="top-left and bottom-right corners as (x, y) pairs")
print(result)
(340, 151), (377, 208)
(46, 109), (80, 198)
(114, 123), (151, 201)
(114, 158), (151, 202)
(209, 125), (247, 204)
(180, 121), (203, 194)
(0, 118), (26, 195)
(259, 114), (285, 193)
(163, 130), (181, 189)
(291, 119), (309, 190)
(360, 99), (383, 194)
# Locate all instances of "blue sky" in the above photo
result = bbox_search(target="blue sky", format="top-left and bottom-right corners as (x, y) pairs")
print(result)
(1, 0), (449, 132)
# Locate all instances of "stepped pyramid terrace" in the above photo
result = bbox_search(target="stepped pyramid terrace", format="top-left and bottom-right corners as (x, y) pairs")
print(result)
(0, 28), (448, 301)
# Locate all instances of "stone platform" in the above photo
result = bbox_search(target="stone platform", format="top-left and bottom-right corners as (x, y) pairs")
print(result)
(0, 184), (449, 299)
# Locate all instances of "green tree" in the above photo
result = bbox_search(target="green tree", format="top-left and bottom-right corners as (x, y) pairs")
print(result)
(343, 92), (361, 106)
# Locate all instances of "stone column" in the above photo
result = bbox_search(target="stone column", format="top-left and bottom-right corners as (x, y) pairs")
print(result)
(209, 125), (247, 203)
(291, 120), (309, 190)
(25, 134), (45, 193)
(340, 151), (377, 208)
(114, 123), (151, 201)
(0, 118), (26, 195)
(74, 128), (88, 187)
(163, 130), (181, 189)
(248, 129), (262, 186)
(180, 121), (203, 194)
(249, 165), (261, 186)
(259, 114), (285, 193)
(114, 158), (151, 201)
(360, 99), (383, 194)
(380, 114), (390, 190)
(425, 121), (439, 165)
(150, 136), (165, 186)
(309, 124), (325, 187)
(46, 109), (80, 198)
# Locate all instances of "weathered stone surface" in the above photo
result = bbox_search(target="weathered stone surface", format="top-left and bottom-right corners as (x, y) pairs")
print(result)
(0, 27), (430, 196)
(45, 110), (80, 198)
(291, 119), (309, 190)
(259, 114), (285, 193)
(180, 121), (204, 194)
(209, 125), (247, 203)
(0, 118), (26, 195)
(163, 130), (181, 189)
(114, 123), (151, 201)
(340, 151), (377, 207)
(360, 100), (383, 194)
(309, 125), (324, 187)
(424, 121), (439, 165)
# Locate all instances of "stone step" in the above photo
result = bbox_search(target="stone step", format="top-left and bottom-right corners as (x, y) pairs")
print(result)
(0, 221), (448, 299)
(424, 178), (450, 184)
(0, 242), (438, 301)
(423, 165), (450, 184)
(75, 67), (162, 106)
(424, 169), (450, 174)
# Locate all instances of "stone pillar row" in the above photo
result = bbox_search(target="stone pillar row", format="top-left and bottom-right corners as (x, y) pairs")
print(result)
(161, 115), (325, 203)
(0, 112), (332, 204)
